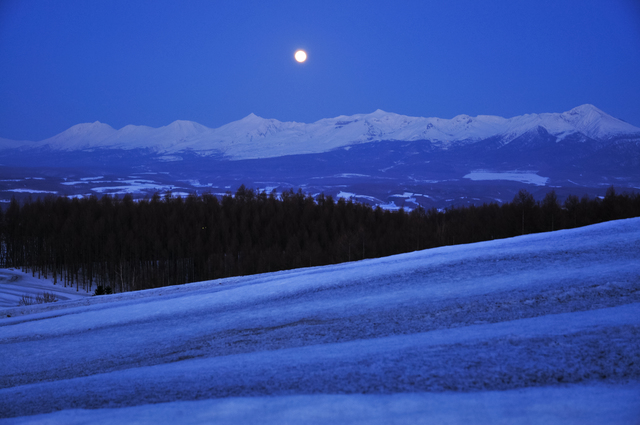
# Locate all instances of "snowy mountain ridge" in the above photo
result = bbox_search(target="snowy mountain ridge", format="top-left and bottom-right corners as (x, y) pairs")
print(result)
(2, 104), (638, 160)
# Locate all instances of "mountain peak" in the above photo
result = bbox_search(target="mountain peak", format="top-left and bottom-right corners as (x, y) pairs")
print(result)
(71, 121), (113, 130)
(566, 104), (603, 115)
(240, 113), (265, 122)
(560, 104), (639, 138)
(367, 109), (392, 118)
(563, 104), (608, 122)
(53, 121), (116, 138)
(36, 121), (117, 149)
(164, 120), (209, 132)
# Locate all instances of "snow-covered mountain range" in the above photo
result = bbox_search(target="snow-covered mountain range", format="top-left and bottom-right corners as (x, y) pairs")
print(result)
(2, 104), (639, 160)
(1, 104), (639, 209)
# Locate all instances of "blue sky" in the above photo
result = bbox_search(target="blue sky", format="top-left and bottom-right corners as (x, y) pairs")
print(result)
(1, 0), (639, 141)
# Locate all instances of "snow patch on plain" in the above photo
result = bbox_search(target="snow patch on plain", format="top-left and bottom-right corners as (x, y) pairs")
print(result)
(5, 189), (58, 194)
(464, 170), (549, 186)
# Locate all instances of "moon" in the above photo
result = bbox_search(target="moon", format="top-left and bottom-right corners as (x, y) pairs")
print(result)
(294, 50), (307, 63)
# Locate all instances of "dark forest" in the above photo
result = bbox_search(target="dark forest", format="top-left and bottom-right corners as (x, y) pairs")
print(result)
(2, 185), (639, 294)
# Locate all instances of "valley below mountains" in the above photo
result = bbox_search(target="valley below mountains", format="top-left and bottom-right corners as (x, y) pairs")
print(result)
(1, 104), (639, 209)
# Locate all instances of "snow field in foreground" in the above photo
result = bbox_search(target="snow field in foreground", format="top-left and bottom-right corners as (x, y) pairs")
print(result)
(0, 218), (639, 423)
(5, 383), (640, 425)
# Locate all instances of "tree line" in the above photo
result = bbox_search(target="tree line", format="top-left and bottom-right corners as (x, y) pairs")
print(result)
(1, 185), (639, 294)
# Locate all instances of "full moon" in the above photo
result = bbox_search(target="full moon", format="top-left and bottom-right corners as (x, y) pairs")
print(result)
(294, 50), (307, 63)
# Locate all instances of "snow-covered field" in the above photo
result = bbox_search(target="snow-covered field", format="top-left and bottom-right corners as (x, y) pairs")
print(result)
(0, 269), (91, 309)
(1, 218), (639, 424)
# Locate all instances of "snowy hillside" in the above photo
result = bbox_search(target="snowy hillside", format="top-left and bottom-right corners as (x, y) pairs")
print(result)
(3, 105), (639, 160)
(0, 269), (90, 308)
(1, 218), (639, 423)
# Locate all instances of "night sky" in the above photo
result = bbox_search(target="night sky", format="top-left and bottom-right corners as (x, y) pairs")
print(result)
(1, 0), (639, 141)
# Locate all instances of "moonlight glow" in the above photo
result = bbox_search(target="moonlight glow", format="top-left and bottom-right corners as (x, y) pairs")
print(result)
(294, 50), (307, 63)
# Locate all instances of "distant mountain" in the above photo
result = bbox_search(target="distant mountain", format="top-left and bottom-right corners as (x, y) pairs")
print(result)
(1, 105), (639, 209)
(2, 104), (638, 160)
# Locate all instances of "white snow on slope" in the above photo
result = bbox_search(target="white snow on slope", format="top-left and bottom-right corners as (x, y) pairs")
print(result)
(1, 218), (639, 423)
(35, 121), (118, 150)
(0, 269), (91, 308)
(5, 105), (639, 160)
